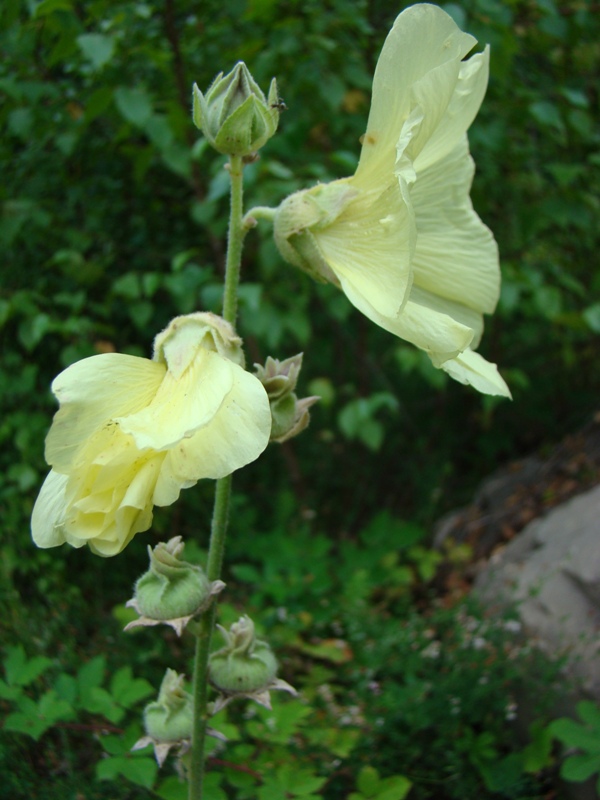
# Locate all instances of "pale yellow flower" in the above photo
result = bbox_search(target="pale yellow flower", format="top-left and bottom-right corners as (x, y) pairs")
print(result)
(274, 3), (510, 397)
(32, 313), (271, 556)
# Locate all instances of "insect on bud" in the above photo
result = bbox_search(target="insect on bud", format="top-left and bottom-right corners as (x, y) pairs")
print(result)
(193, 62), (280, 157)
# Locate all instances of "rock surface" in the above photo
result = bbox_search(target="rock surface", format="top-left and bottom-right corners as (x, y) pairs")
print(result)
(474, 483), (600, 699)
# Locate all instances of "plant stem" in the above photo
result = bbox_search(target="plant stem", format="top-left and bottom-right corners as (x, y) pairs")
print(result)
(222, 154), (245, 325)
(188, 475), (232, 800)
(243, 205), (277, 227)
(188, 154), (245, 800)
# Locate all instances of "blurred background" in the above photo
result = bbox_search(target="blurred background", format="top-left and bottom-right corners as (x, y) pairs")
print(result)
(1, 0), (599, 798)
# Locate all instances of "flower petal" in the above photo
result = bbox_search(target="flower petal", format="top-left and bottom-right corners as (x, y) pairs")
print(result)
(116, 349), (234, 451)
(66, 455), (161, 557)
(46, 354), (165, 472)
(410, 136), (499, 314)
(440, 348), (512, 397)
(156, 367), (270, 493)
(410, 285), (484, 348)
(315, 180), (415, 317)
(341, 277), (474, 362)
(356, 4), (477, 190)
(31, 470), (72, 548)
(414, 48), (489, 174)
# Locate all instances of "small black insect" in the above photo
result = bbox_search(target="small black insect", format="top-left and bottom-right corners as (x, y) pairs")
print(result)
(270, 98), (288, 112)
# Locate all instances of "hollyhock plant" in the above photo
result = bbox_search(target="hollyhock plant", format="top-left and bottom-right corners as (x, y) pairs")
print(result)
(31, 313), (271, 556)
(274, 3), (510, 397)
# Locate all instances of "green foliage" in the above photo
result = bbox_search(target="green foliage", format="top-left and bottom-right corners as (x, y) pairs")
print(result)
(96, 724), (158, 790)
(0, 646), (155, 795)
(349, 766), (412, 800)
(2, 0), (598, 797)
(549, 701), (600, 792)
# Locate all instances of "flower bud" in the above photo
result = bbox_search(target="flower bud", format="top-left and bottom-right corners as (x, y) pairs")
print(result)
(143, 669), (193, 743)
(134, 537), (211, 620)
(254, 354), (319, 443)
(125, 537), (225, 635)
(209, 615), (278, 694)
(193, 62), (279, 157)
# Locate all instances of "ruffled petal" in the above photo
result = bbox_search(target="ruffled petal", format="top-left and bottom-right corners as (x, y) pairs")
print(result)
(355, 4), (477, 190)
(90, 458), (160, 556)
(31, 470), (71, 548)
(315, 180), (415, 317)
(439, 348), (511, 397)
(46, 354), (165, 472)
(157, 367), (271, 489)
(414, 48), (489, 174)
(66, 452), (163, 556)
(116, 349), (234, 451)
(396, 57), (461, 171)
(410, 136), (499, 314)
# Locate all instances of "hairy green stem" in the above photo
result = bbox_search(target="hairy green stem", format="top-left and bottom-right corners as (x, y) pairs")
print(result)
(222, 155), (245, 325)
(188, 476), (232, 799)
(243, 205), (277, 227)
(188, 154), (245, 800)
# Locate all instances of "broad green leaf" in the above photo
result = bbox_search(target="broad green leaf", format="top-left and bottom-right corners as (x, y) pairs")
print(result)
(114, 87), (153, 127)
(522, 721), (554, 772)
(376, 775), (412, 800)
(54, 673), (78, 705)
(583, 304), (600, 333)
(550, 718), (600, 751)
(110, 666), (154, 708)
(0, 679), (20, 701)
(157, 775), (203, 800)
(33, 0), (73, 15)
(77, 655), (106, 701)
(357, 766), (380, 795)
(529, 101), (565, 134)
(4, 645), (52, 687)
(96, 756), (121, 780)
(576, 701), (600, 730)
(294, 639), (353, 664)
(4, 711), (50, 741)
(561, 752), (600, 783)
(18, 313), (52, 351)
(118, 756), (158, 788)
(38, 689), (74, 723)
(82, 686), (124, 724)
(77, 34), (115, 70)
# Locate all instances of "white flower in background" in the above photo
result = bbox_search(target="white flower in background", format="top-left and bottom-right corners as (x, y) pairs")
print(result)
(32, 313), (271, 556)
(274, 3), (510, 397)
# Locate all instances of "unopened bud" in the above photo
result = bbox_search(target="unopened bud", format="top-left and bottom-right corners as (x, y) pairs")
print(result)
(134, 537), (210, 620)
(255, 354), (319, 443)
(143, 669), (193, 743)
(209, 615), (278, 694)
(125, 537), (225, 635)
(193, 62), (279, 157)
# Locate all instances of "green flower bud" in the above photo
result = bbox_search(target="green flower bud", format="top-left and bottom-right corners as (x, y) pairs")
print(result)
(254, 355), (319, 443)
(143, 669), (193, 743)
(134, 537), (211, 620)
(193, 62), (279, 157)
(209, 615), (278, 694)
(254, 354), (301, 399)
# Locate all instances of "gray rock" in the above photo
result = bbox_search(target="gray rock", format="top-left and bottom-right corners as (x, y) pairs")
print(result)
(475, 485), (600, 800)
(475, 484), (600, 700)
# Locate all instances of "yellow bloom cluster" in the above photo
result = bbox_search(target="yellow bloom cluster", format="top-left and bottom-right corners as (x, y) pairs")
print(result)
(32, 314), (271, 556)
(274, 4), (510, 397)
